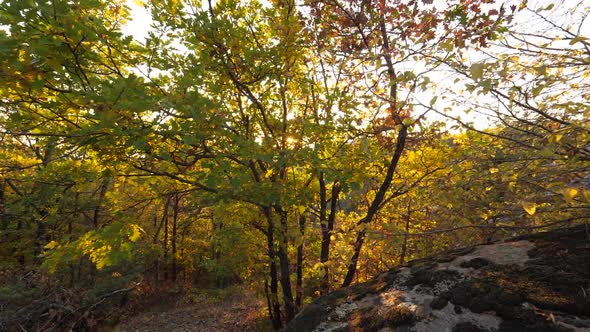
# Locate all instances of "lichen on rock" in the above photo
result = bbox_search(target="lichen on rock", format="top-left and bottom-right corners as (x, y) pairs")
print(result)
(286, 224), (590, 332)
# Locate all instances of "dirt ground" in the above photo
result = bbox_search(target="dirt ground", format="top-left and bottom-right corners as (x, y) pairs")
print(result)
(111, 286), (270, 332)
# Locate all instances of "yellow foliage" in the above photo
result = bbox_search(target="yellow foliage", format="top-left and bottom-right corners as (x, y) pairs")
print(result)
(522, 201), (537, 215)
(561, 187), (578, 203)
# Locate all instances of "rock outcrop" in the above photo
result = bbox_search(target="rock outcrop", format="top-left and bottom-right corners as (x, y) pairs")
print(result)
(286, 224), (590, 332)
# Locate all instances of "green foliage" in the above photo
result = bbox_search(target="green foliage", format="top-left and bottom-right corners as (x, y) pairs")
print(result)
(42, 222), (144, 272)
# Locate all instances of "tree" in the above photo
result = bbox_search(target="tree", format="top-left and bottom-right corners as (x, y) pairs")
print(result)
(304, 0), (512, 287)
(432, 0), (590, 224)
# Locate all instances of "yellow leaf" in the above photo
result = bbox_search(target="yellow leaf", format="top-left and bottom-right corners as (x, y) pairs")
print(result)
(489, 167), (499, 174)
(44, 241), (59, 250)
(402, 118), (413, 126)
(550, 133), (563, 143)
(313, 262), (324, 270)
(128, 224), (143, 242)
(561, 187), (579, 203)
(583, 190), (590, 203)
(522, 202), (537, 215)
(330, 235), (336, 241)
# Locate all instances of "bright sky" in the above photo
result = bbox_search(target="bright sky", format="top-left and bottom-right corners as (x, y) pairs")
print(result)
(122, 1), (153, 41)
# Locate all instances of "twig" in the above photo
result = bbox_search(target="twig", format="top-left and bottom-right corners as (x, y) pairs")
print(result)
(366, 217), (586, 237)
(69, 277), (143, 329)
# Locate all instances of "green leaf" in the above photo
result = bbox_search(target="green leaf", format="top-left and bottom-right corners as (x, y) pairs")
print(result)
(532, 85), (544, 97)
(183, 134), (197, 145)
(569, 36), (587, 45)
(538, 3), (555, 11)
(480, 79), (492, 93)
(132, 138), (148, 150)
(534, 65), (547, 75)
(430, 96), (438, 106)
(470, 63), (485, 81)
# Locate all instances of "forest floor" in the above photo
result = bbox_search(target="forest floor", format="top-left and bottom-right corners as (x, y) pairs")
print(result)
(110, 285), (270, 332)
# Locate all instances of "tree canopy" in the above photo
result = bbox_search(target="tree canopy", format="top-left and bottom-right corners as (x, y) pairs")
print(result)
(0, 0), (588, 330)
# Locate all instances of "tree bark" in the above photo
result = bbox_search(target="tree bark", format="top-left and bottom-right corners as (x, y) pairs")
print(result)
(295, 214), (305, 308)
(171, 193), (179, 283)
(163, 194), (169, 281)
(319, 177), (340, 294)
(275, 208), (296, 322)
(342, 126), (407, 287)
(92, 177), (110, 229)
(400, 199), (411, 265)
(264, 208), (282, 330)
(0, 178), (6, 231)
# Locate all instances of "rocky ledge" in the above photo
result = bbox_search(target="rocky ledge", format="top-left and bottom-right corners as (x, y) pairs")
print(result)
(286, 224), (590, 332)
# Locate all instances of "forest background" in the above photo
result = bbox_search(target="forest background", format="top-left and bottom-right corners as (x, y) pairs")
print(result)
(0, 0), (589, 330)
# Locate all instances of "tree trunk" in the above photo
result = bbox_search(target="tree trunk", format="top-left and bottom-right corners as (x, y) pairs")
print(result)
(171, 193), (179, 283)
(276, 209), (296, 322)
(295, 214), (305, 308)
(320, 177), (340, 295)
(264, 208), (282, 330)
(0, 178), (6, 231)
(153, 197), (171, 286)
(163, 194), (169, 282)
(211, 215), (224, 288)
(400, 199), (411, 265)
(342, 126), (407, 287)
(92, 177), (110, 229)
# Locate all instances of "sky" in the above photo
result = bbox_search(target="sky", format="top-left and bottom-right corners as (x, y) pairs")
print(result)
(122, 1), (153, 41)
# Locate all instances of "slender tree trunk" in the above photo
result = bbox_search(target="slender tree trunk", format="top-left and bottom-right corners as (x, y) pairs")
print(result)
(276, 209), (296, 322)
(264, 208), (282, 330)
(153, 195), (172, 243)
(163, 195), (169, 282)
(400, 199), (411, 265)
(342, 126), (408, 287)
(295, 214), (305, 308)
(212, 217), (224, 288)
(153, 213), (158, 285)
(153, 197), (171, 286)
(0, 178), (6, 231)
(171, 193), (179, 283)
(318, 174), (328, 293)
(92, 177), (110, 229)
(34, 209), (48, 264)
(68, 192), (78, 287)
(320, 177), (340, 295)
(264, 280), (276, 329)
